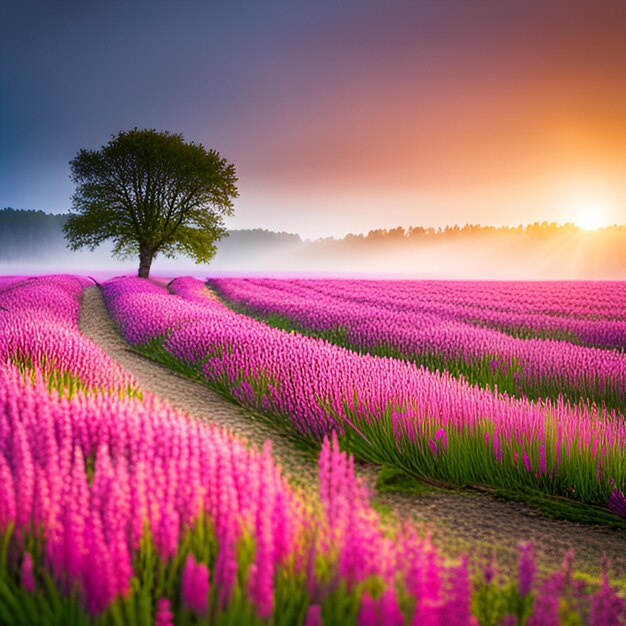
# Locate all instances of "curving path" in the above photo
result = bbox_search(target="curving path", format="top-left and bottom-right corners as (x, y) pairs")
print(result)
(80, 285), (626, 579)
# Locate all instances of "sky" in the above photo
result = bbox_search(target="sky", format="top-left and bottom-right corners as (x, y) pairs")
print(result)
(2, 0), (626, 240)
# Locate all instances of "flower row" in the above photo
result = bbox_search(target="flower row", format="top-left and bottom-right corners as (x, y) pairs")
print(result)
(209, 278), (626, 409)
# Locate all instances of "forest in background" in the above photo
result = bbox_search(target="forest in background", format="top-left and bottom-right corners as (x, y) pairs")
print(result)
(1, 208), (625, 279)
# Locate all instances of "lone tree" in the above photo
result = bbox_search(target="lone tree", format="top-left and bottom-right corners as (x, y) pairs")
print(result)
(64, 128), (238, 278)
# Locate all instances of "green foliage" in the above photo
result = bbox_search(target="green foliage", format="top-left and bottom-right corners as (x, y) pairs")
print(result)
(472, 577), (534, 626)
(491, 488), (626, 529)
(10, 354), (142, 400)
(375, 466), (439, 497)
(64, 129), (238, 276)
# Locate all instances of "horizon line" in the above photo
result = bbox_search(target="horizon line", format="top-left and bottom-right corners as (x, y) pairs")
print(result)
(2, 206), (625, 242)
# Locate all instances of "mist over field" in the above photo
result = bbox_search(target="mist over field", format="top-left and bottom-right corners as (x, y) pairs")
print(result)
(1, 208), (625, 279)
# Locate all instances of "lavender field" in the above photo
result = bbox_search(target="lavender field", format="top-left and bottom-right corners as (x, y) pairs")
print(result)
(1, 274), (625, 625)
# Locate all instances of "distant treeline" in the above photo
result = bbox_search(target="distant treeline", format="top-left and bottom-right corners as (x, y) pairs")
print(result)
(326, 221), (626, 244)
(0, 208), (303, 264)
(0, 209), (68, 260)
(1, 208), (626, 278)
(0, 208), (301, 263)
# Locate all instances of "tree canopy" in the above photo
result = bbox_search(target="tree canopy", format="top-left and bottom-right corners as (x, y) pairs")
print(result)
(64, 128), (238, 277)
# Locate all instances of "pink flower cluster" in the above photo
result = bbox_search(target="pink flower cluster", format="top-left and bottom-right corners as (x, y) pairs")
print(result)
(0, 275), (138, 393)
(0, 362), (305, 614)
(181, 555), (210, 616)
(210, 278), (626, 405)
(213, 278), (626, 342)
(0, 277), (301, 616)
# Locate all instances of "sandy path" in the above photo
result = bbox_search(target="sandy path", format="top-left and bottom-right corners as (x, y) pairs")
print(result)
(80, 285), (626, 579)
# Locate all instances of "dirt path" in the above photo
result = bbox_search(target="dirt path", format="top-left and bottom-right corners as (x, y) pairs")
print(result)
(80, 285), (626, 579)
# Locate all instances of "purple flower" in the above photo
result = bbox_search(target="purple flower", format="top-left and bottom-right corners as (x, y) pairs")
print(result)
(608, 489), (626, 519)
(304, 604), (323, 626)
(442, 555), (472, 624)
(518, 542), (536, 596)
(590, 568), (625, 626)
(483, 554), (498, 584)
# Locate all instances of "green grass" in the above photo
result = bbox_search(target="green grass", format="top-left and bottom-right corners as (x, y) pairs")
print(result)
(11, 355), (142, 400)
(375, 465), (626, 530)
(374, 466), (440, 497)
(340, 409), (626, 514)
(491, 488), (626, 528)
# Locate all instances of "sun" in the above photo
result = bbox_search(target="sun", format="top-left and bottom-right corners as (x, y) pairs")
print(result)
(555, 176), (616, 232)
(574, 206), (606, 231)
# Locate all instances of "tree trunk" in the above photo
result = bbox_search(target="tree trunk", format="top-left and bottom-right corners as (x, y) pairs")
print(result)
(138, 247), (154, 278)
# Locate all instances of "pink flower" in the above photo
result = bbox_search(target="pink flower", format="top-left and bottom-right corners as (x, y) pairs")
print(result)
(590, 569), (625, 625)
(428, 439), (439, 457)
(443, 555), (472, 624)
(492, 431), (503, 462)
(154, 597), (174, 626)
(304, 604), (323, 626)
(0, 454), (16, 530)
(434, 428), (447, 452)
(214, 534), (237, 610)
(21, 552), (36, 594)
(527, 577), (561, 626)
(409, 537), (442, 625)
(379, 588), (404, 626)
(181, 554), (210, 616)
(357, 592), (378, 626)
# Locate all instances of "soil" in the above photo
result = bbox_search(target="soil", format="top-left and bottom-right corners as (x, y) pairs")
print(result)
(80, 285), (626, 581)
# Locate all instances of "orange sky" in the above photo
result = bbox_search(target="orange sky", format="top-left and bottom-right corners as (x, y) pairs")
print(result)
(231, 1), (626, 237)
